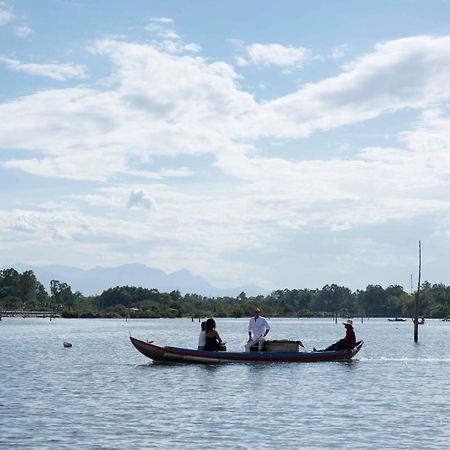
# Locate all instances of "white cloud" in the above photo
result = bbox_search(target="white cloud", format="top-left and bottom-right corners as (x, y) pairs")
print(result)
(3, 34), (450, 189)
(144, 17), (200, 54)
(145, 22), (180, 39)
(329, 44), (349, 59)
(235, 56), (248, 67)
(149, 17), (174, 25)
(127, 167), (194, 180)
(245, 43), (312, 68)
(157, 39), (202, 54)
(183, 42), (201, 53)
(3, 34), (450, 270)
(0, 1), (14, 26)
(13, 24), (32, 37)
(3, 35), (450, 187)
(0, 208), (91, 244)
(0, 2), (32, 38)
(0, 39), (254, 181)
(0, 199), (275, 286)
(3, 150), (128, 181)
(0, 56), (87, 80)
(245, 35), (450, 139)
(127, 190), (157, 209)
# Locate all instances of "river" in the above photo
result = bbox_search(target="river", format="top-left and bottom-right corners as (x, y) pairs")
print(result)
(1, 317), (449, 449)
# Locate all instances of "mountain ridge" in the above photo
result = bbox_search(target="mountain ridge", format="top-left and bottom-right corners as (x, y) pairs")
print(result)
(7, 263), (268, 297)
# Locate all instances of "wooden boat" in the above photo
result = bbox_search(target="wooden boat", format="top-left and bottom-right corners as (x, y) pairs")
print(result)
(129, 336), (364, 364)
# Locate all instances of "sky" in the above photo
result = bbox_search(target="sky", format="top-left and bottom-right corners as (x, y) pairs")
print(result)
(1, 0), (450, 292)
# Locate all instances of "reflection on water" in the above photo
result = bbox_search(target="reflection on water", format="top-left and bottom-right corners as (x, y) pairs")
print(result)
(1, 317), (449, 449)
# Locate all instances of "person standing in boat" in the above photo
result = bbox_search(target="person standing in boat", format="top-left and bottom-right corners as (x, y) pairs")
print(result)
(245, 308), (271, 351)
(198, 321), (206, 350)
(317, 319), (356, 352)
(204, 318), (226, 351)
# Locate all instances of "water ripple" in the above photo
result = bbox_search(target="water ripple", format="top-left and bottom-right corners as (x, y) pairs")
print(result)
(1, 318), (449, 448)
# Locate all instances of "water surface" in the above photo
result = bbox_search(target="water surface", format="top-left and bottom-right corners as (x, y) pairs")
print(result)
(1, 317), (449, 449)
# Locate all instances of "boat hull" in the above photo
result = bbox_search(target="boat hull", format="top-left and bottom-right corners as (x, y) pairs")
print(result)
(130, 336), (364, 364)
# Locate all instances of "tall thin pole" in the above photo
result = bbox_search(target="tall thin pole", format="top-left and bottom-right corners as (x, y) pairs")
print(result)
(413, 241), (421, 343)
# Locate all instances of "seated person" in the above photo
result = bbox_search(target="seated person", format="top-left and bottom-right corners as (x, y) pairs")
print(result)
(204, 318), (226, 351)
(316, 320), (356, 352)
(198, 321), (206, 350)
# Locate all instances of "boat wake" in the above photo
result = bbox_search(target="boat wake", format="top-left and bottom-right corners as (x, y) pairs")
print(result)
(364, 357), (450, 362)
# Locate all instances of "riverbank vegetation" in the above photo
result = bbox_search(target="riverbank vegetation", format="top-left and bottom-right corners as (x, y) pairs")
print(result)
(1, 268), (449, 319)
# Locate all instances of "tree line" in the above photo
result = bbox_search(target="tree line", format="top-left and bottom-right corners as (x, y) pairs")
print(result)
(1, 267), (450, 319)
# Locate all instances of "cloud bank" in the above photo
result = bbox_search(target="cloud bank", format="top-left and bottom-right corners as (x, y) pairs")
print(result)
(2, 30), (450, 287)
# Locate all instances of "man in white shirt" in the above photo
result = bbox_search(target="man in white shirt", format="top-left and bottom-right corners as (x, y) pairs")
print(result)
(245, 308), (270, 351)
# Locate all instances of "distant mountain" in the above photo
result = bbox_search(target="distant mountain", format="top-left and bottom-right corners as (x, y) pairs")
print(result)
(8, 263), (268, 297)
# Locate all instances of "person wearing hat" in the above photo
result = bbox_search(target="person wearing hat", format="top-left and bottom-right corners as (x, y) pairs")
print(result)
(245, 308), (271, 351)
(317, 319), (356, 352)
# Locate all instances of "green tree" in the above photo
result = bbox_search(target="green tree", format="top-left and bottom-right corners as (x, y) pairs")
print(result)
(360, 285), (388, 317)
(50, 280), (75, 311)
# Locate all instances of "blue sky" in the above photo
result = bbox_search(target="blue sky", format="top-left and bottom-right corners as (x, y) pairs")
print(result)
(2, 0), (450, 291)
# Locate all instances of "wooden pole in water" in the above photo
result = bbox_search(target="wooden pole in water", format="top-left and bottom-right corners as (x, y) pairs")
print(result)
(413, 240), (421, 343)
